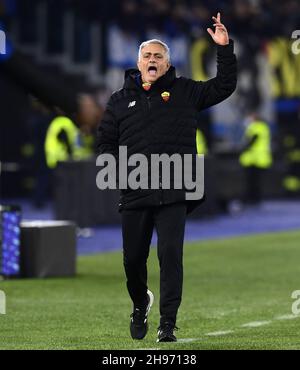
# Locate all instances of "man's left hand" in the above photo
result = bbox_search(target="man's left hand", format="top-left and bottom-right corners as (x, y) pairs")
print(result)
(207, 12), (229, 46)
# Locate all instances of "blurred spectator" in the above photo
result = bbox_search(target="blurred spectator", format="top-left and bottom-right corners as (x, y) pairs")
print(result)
(44, 115), (94, 169)
(282, 109), (300, 196)
(0, 34), (102, 132)
(239, 113), (273, 205)
(25, 100), (53, 208)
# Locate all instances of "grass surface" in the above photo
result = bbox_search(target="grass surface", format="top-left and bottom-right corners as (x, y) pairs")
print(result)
(1, 230), (300, 350)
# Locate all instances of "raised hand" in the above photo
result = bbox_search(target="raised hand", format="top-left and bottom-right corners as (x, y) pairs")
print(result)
(207, 12), (229, 46)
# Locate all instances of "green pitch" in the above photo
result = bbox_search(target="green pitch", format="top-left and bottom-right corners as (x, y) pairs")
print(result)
(1, 230), (300, 350)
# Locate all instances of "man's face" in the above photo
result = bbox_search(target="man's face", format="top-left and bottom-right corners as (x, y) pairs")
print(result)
(137, 43), (170, 83)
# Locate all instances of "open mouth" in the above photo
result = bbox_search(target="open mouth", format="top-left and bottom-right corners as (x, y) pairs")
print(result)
(148, 66), (157, 76)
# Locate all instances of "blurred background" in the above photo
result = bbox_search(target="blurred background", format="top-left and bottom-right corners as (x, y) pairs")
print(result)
(1, 1), (300, 350)
(1, 0), (300, 263)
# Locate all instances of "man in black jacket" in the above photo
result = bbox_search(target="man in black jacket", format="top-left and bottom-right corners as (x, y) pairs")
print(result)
(97, 13), (237, 342)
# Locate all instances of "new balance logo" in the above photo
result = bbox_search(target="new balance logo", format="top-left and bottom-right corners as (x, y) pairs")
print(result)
(128, 101), (136, 108)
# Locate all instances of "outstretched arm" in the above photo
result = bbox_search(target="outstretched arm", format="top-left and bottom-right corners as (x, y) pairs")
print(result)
(189, 13), (237, 110)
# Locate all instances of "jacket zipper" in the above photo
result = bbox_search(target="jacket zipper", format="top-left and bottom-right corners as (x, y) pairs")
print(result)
(146, 95), (151, 110)
(145, 95), (163, 204)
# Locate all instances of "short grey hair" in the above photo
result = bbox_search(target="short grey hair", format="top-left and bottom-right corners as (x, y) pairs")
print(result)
(138, 39), (171, 62)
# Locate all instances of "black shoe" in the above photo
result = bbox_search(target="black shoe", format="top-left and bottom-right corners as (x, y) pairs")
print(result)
(157, 322), (178, 342)
(130, 290), (154, 340)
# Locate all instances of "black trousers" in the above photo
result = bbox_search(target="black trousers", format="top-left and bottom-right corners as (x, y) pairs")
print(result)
(121, 202), (187, 326)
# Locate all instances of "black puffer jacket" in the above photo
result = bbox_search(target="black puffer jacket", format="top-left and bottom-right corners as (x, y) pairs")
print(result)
(97, 40), (237, 212)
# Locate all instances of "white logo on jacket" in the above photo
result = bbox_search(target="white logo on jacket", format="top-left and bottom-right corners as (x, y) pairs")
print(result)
(128, 101), (136, 108)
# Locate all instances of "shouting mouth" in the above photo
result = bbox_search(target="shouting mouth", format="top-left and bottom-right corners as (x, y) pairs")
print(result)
(148, 66), (157, 77)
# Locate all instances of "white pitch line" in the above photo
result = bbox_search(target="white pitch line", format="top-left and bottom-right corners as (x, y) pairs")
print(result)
(206, 330), (234, 336)
(177, 338), (201, 343)
(275, 314), (300, 320)
(138, 313), (299, 346)
(138, 348), (160, 350)
(241, 320), (271, 328)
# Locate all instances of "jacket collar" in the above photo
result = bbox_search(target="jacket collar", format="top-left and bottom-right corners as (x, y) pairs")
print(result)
(123, 66), (176, 92)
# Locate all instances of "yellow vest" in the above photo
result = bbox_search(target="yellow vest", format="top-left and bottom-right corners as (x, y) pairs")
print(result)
(196, 128), (207, 155)
(45, 116), (93, 168)
(239, 120), (272, 169)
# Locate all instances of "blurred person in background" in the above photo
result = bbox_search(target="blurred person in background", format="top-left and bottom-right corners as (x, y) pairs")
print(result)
(239, 112), (273, 205)
(45, 115), (95, 170)
(1, 12), (102, 202)
(24, 99), (54, 208)
(282, 106), (300, 196)
(196, 127), (208, 155)
(98, 12), (237, 343)
(0, 21), (102, 133)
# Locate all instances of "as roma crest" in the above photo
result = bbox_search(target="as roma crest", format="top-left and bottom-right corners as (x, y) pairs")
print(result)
(142, 82), (151, 91)
(161, 91), (170, 102)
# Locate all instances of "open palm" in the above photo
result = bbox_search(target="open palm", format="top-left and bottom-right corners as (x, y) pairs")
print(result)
(207, 12), (229, 46)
